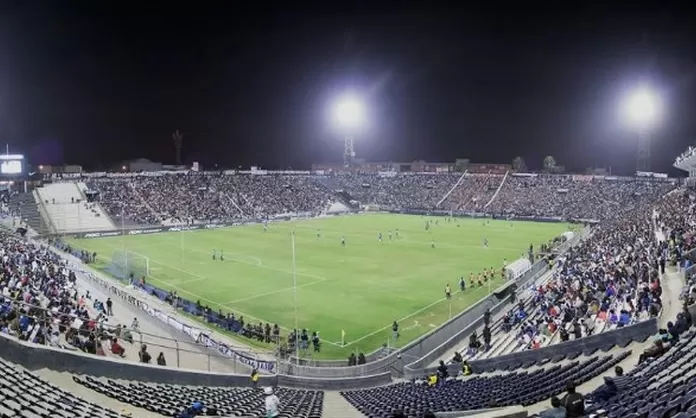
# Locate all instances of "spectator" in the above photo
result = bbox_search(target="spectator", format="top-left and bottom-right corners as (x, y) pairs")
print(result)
(157, 352), (166, 366)
(250, 368), (260, 388)
(110, 338), (125, 357)
(264, 387), (280, 418)
(138, 344), (151, 363)
(561, 381), (585, 418)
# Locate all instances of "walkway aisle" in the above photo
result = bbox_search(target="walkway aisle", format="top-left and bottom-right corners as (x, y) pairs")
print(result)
(322, 391), (365, 418)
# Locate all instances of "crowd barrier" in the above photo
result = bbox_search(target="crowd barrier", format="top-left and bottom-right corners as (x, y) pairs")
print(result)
(411, 317), (657, 379)
(77, 267), (278, 372)
(0, 324), (393, 389)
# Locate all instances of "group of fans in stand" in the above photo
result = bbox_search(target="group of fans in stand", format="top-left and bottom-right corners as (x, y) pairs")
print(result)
(76, 172), (674, 226)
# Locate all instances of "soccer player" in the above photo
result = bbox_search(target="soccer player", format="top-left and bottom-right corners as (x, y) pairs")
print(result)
(483, 237), (488, 248)
(388, 230), (392, 240)
(425, 221), (430, 231)
(316, 229), (321, 238)
(341, 236), (346, 246)
(220, 250), (224, 262)
(483, 269), (489, 282)
(395, 229), (400, 238)
(445, 284), (451, 299)
(431, 239), (435, 249)
(212, 249), (216, 261)
(263, 222), (268, 232)
(459, 276), (466, 291)
(503, 258), (507, 267)
(378, 232), (382, 243)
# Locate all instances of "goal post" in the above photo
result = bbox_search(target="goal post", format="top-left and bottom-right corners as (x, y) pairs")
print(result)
(106, 249), (150, 283)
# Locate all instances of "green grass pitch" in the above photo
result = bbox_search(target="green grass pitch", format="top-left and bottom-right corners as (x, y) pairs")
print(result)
(68, 214), (569, 360)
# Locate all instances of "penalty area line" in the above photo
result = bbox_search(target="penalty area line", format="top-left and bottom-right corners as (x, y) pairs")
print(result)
(341, 289), (466, 348)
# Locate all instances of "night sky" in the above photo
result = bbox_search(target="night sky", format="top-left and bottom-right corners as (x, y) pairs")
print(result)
(1, 2), (695, 174)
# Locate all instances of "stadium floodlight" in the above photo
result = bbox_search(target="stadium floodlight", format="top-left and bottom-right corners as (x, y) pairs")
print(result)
(331, 94), (365, 131)
(622, 84), (662, 172)
(330, 93), (365, 167)
(623, 85), (661, 130)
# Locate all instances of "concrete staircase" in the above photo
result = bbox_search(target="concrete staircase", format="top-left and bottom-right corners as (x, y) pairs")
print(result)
(322, 391), (364, 418)
(9, 191), (51, 234)
(37, 183), (116, 233)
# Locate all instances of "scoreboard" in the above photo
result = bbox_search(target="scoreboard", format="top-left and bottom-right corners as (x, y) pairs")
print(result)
(0, 154), (24, 177)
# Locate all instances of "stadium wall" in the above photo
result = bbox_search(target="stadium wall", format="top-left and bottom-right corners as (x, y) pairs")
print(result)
(0, 330), (393, 390)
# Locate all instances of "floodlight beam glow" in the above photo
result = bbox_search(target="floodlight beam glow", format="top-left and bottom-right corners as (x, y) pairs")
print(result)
(331, 94), (365, 131)
(624, 86), (661, 129)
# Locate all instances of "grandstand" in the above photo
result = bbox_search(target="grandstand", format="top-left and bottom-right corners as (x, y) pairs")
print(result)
(2, 158), (694, 418)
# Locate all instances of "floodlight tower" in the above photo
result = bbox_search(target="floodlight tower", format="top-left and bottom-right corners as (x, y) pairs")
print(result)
(623, 86), (661, 173)
(331, 94), (365, 167)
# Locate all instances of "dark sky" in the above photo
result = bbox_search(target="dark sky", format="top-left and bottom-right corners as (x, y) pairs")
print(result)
(0, 2), (695, 174)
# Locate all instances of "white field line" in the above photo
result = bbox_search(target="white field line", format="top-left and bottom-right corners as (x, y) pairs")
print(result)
(223, 277), (328, 305)
(342, 288), (466, 347)
(91, 248), (282, 331)
(154, 233), (331, 282)
(92, 240), (347, 347)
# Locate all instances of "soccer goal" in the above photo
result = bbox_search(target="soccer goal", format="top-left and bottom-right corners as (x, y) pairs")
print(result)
(107, 249), (151, 283)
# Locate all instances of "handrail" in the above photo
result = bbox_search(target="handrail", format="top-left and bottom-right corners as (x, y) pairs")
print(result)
(35, 189), (58, 234)
(437, 171), (467, 207)
(484, 170), (508, 208)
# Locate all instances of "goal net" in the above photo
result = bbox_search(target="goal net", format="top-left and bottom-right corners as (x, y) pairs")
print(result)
(106, 249), (150, 283)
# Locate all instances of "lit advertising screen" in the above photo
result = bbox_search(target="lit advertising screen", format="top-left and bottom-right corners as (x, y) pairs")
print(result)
(0, 155), (24, 175)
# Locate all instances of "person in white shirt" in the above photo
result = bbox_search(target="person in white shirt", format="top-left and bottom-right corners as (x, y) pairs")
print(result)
(264, 387), (280, 418)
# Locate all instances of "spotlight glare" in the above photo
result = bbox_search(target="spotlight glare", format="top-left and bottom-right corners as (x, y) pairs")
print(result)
(331, 94), (365, 131)
(624, 86), (661, 129)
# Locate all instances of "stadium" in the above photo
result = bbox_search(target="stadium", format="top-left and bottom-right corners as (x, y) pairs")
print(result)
(3, 6), (696, 418)
(1, 143), (694, 418)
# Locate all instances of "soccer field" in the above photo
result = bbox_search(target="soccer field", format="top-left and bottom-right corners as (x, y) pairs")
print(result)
(67, 214), (569, 359)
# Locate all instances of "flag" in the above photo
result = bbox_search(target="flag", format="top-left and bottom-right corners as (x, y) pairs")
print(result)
(341, 329), (346, 346)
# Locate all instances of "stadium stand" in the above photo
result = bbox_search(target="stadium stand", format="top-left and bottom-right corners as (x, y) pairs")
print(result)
(486, 174), (673, 221)
(1, 167), (691, 418)
(53, 172), (676, 228)
(37, 183), (114, 232)
(342, 352), (631, 417)
(439, 173), (504, 211)
(88, 173), (333, 226)
(73, 375), (324, 418)
(0, 358), (126, 418)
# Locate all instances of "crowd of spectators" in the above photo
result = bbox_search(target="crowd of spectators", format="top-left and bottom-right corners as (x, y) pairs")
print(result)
(329, 173), (460, 209)
(439, 174), (502, 212)
(82, 173), (675, 226)
(487, 175), (674, 220)
(88, 174), (333, 226)
(0, 230), (159, 364)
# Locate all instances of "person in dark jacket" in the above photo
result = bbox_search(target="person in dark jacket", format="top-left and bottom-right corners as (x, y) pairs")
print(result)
(561, 381), (585, 418)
